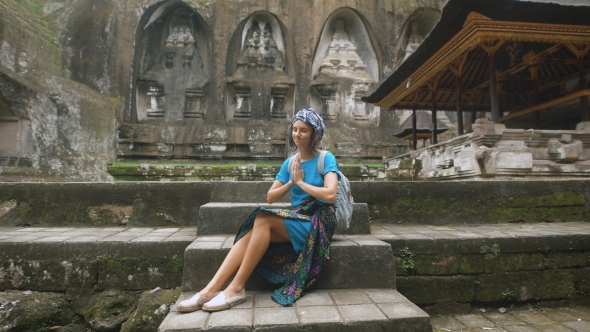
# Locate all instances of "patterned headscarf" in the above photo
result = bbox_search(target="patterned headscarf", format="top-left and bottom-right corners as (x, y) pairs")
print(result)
(291, 108), (325, 141)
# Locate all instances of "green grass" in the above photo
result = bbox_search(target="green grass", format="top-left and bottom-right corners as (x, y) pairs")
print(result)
(111, 161), (384, 168)
(111, 161), (283, 168)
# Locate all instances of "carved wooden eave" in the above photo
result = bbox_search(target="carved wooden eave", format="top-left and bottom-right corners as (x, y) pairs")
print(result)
(376, 12), (590, 110)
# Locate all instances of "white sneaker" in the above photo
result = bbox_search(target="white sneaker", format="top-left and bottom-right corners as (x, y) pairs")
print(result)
(202, 289), (247, 312)
(176, 291), (220, 312)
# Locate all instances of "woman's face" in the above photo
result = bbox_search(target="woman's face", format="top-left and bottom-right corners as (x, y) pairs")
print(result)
(292, 120), (313, 148)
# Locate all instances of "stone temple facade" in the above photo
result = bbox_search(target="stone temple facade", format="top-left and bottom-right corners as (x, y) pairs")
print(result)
(0, 0), (446, 179)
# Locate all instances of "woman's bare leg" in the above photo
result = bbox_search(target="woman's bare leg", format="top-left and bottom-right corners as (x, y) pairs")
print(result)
(223, 212), (290, 296)
(199, 212), (290, 298)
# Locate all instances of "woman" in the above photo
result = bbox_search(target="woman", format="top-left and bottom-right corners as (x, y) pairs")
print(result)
(176, 108), (339, 311)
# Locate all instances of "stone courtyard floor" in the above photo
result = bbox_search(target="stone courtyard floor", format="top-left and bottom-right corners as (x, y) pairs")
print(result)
(430, 306), (590, 331)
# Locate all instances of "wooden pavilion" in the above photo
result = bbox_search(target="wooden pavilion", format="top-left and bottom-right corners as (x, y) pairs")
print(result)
(362, 0), (590, 150)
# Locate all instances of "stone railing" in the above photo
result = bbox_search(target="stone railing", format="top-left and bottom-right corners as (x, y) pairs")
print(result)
(384, 119), (590, 180)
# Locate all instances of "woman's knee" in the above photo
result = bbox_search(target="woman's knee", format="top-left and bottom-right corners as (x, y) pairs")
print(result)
(254, 213), (282, 229)
(253, 213), (274, 229)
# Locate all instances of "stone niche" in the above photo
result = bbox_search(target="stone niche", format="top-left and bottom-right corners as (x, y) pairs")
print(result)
(133, 4), (211, 122)
(0, 87), (32, 168)
(225, 12), (296, 121)
(393, 8), (441, 67)
(310, 9), (379, 124)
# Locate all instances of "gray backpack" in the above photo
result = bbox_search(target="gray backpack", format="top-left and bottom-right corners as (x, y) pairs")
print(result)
(288, 151), (354, 230)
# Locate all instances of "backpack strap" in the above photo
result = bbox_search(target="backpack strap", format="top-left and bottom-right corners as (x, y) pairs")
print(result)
(317, 150), (328, 176)
(287, 153), (298, 174)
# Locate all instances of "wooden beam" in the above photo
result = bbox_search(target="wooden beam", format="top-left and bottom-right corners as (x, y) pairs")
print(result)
(473, 43), (564, 92)
(500, 89), (590, 122)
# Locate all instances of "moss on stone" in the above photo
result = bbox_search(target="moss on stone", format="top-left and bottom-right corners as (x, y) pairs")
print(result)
(487, 206), (589, 222)
(387, 197), (483, 216)
(81, 290), (138, 332)
(576, 268), (590, 294)
(0, 291), (81, 331)
(412, 254), (483, 275)
(545, 252), (587, 269)
(493, 192), (586, 208)
(165, 256), (183, 274)
(474, 270), (577, 302)
(120, 288), (181, 332)
(396, 275), (476, 304)
(98, 256), (183, 290)
(483, 253), (545, 274)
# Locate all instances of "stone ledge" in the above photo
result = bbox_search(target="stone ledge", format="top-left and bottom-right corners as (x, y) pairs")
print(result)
(372, 222), (590, 254)
(0, 227), (196, 291)
(182, 235), (395, 292)
(158, 289), (431, 332)
(197, 203), (370, 235)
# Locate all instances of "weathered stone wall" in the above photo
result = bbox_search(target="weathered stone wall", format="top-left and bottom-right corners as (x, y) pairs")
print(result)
(1, 181), (589, 227)
(0, 0), (121, 181)
(0, 0), (448, 180)
(106, 163), (385, 182)
(391, 244), (590, 313)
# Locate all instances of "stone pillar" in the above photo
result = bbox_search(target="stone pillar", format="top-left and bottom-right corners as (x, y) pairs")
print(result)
(270, 85), (289, 118)
(353, 90), (368, 121)
(184, 88), (204, 119)
(314, 84), (337, 121)
(147, 86), (165, 117)
(233, 84), (252, 118)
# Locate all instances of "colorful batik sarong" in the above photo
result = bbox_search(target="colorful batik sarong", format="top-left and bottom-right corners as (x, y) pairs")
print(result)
(234, 197), (336, 306)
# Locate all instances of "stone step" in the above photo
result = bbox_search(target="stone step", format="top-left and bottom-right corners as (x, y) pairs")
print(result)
(370, 222), (590, 309)
(182, 235), (395, 292)
(158, 288), (431, 332)
(197, 203), (370, 235)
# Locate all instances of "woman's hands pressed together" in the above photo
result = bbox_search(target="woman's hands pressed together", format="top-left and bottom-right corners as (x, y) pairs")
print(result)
(291, 155), (305, 185)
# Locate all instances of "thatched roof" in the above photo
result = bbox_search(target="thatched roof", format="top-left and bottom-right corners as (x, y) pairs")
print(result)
(362, 0), (590, 105)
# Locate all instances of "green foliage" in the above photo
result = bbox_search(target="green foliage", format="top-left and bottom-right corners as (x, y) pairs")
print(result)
(480, 244), (501, 260)
(500, 288), (514, 299)
(400, 247), (415, 273)
(166, 256), (183, 274)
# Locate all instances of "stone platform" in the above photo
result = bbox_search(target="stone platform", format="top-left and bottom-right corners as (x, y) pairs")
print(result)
(159, 289), (430, 332)
(182, 235), (394, 292)
(197, 203), (370, 235)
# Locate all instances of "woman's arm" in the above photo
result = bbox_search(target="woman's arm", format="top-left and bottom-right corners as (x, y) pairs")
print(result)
(292, 156), (338, 204)
(267, 179), (294, 204)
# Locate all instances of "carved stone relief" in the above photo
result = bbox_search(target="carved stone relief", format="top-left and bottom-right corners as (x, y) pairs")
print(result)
(226, 13), (294, 121)
(311, 14), (379, 124)
(403, 21), (424, 61)
(135, 7), (210, 121)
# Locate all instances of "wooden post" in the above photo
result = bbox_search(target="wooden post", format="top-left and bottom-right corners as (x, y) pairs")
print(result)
(578, 57), (590, 122)
(566, 43), (590, 122)
(412, 96), (418, 150)
(455, 75), (464, 135)
(431, 90), (438, 144)
(426, 75), (441, 145)
(489, 53), (500, 123)
(479, 40), (505, 123)
(449, 53), (467, 135)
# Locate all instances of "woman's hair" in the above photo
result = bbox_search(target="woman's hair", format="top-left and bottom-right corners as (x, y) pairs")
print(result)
(287, 122), (321, 155)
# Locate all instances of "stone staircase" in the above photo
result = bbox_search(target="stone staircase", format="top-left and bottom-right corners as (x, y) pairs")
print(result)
(158, 202), (432, 331)
(2, 181), (589, 331)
